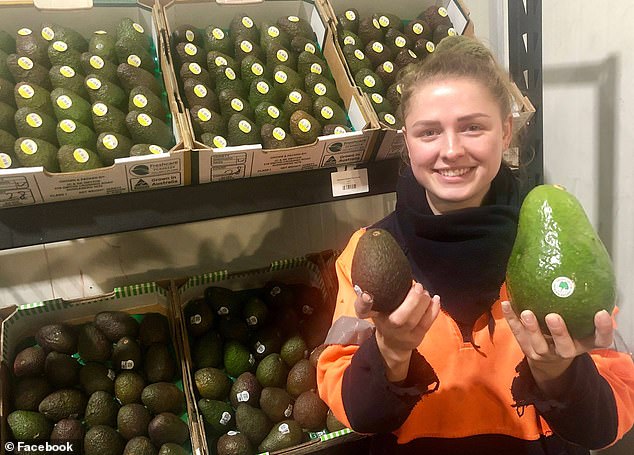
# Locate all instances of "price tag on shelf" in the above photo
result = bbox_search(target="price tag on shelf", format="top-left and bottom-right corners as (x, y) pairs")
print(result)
(331, 167), (369, 197)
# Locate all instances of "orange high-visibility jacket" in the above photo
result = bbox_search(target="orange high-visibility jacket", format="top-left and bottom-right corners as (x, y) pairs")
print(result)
(317, 227), (634, 452)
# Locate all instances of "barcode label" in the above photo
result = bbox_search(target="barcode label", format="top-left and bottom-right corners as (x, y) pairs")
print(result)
(343, 184), (357, 190)
(331, 168), (369, 197)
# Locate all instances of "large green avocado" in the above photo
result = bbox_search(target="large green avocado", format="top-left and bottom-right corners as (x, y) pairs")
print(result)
(351, 228), (412, 314)
(506, 184), (616, 338)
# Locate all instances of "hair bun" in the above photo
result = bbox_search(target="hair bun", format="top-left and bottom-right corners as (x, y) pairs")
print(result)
(434, 35), (493, 61)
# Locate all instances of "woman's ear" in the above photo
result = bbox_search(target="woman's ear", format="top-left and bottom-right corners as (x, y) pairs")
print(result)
(503, 114), (513, 148)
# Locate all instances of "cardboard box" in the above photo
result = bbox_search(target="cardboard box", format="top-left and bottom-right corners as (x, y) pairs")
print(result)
(0, 280), (196, 453)
(0, 0), (191, 209)
(316, 0), (536, 162)
(173, 253), (365, 455)
(158, 0), (379, 183)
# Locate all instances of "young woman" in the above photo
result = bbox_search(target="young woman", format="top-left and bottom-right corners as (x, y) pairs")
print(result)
(317, 35), (634, 454)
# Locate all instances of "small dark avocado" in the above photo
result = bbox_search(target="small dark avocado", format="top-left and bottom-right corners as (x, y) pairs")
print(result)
(286, 358), (316, 398)
(375, 60), (400, 87)
(35, 323), (77, 353)
(230, 371), (262, 408)
(321, 124), (351, 135)
(205, 286), (242, 318)
(122, 436), (157, 455)
(184, 297), (215, 337)
(384, 28), (411, 55)
(394, 48), (419, 68)
(386, 82), (402, 111)
(253, 102), (287, 129)
(377, 111), (403, 129)
(139, 313), (170, 346)
(48, 40), (83, 69)
(212, 65), (245, 97)
(14, 376), (51, 411)
(15, 106), (58, 145)
(271, 64), (303, 97)
(351, 228), (413, 313)
(56, 119), (98, 150)
(115, 39), (156, 74)
(141, 382), (184, 415)
(192, 329), (224, 369)
(84, 424), (125, 455)
(195, 367), (231, 400)
(180, 60), (212, 88)
(234, 38), (265, 65)
(420, 5), (454, 30)
(174, 41), (206, 68)
(265, 41), (297, 71)
(235, 404), (272, 447)
(433, 25), (458, 45)
(117, 403), (151, 440)
(218, 89), (254, 121)
(51, 86), (93, 126)
(339, 30), (361, 49)
(342, 45), (372, 75)
(258, 419), (303, 453)
(368, 92), (393, 114)
(255, 353), (288, 389)
(125, 110), (174, 148)
(84, 390), (120, 428)
(373, 12), (403, 32)
(48, 64), (87, 97)
(198, 399), (236, 436)
(158, 443), (189, 455)
(114, 370), (146, 405)
(290, 35), (321, 57)
(260, 22), (291, 52)
(13, 345), (46, 376)
(39, 388), (87, 422)
(94, 310), (139, 341)
(313, 96), (347, 126)
(206, 51), (239, 76)
(147, 412), (190, 447)
(282, 88), (313, 116)
(79, 362), (115, 395)
(84, 74), (127, 111)
(414, 38), (436, 60)
(296, 51), (328, 79)
(248, 77), (281, 108)
(144, 343), (176, 383)
(240, 54), (270, 88)
(15, 27), (50, 67)
(8, 410), (53, 441)
(6, 54), (51, 90)
(129, 85), (168, 119)
(14, 81), (53, 116)
(112, 336), (143, 372)
(292, 390), (328, 431)
(116, 18), (151, 51)
(77, 323), (112, 362)
(89, 30), (117, 62)
(51, 418), (85, 446)
(217, 431), (253, 455)
(91, 101), (128, 136)
(45, 351), (80, 388)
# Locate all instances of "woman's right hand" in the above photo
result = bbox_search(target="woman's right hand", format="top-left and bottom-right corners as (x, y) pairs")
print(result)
(355, 282), (441, 382)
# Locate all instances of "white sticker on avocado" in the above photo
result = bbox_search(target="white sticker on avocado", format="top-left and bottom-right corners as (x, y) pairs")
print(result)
(73, 148), (89, 163)
(190, 314), (202, 325)
(215, 56), (228, 67)
(298, 118), (311, 133)
(185, 29), (195, 42)
(92, 103), (108, 116)
(133, 22), (145, 34)
(279, 423), (290, 434)
(354, 49), (365, 60)
(212, 28), (224, 40)
(102, 134), (118, 150)
(552, 277), (575, 298)
(189, 62), (202, 75)
(408, 49), (418, 58)
(194, 84), (207, 98)
(41, 27), (54, 40)
(60, 66), (75, 78)
(127, 54), (142, 67)
(343, 36), (356, 46)
(364, 75), (376, 88)
(255, 342), (266, 354)
(251, 63), (264, 76)
(220, 412), (232, 425)
(90, 55), (105, 69)
(314, 83), (327, 96)
(20, 139), (38, 155)
(231, 99), (244, 111)
(238, 120), (251, 133)
(438, 7), (448, 17)
(426, 42), (436, 53)
(267, 106), (280, 119)
(149, 145), (164, 154)
(289, 91), (302, 104)
(121, 360), (135, 370)
(256, 81), (270, 94)
(345, 10), (357, 21)
(237, 391), (250, 402)
(133, 94), (148, 108)
(213, 136), (227, 148)
(383, 113), (396, 125)
(18, 28), (32, 36)
(242, 17), (254, 28)
(372, 93), (384, 104)
(197, 108), (212, 122)
(95, 30), (107, 35)
(248, 354), (255, 366)
(107, 368), (116, 380)
(246, 315), (259, 326)
(272, 127), (286, 141)
(267, 26), (280, 38)
(276, 49), (288, 62)
(448, 28), (457, 36)
(87, 78), (102, 90)
(137, 113), (152, 127)
(397, 83), (402, 94)
(395, 36), (407, 48)
(0, 153), (12, 169)
(305, 42), (316, 54)
(240, 40), (253, 53)
(372, 18), (380, 29)
(225, 67), (236, 80)
(17, 84), (34, 99)
(18, 57), (33, 70)
(334, 126), (347, 134)
(372, 42), (384, 53)
(379, 15), (390, 28)
(53, 41), (68, 52)
(283, 405), (293, 418)
(413, 23), (424, 35)
(26, 113), (43, 128)
(288, 15), (300, 22)
(60, 119), (76, 133)
(275, 71), (288, 84)
(310, 63), (323, 75)
(321, 106), (334, 120)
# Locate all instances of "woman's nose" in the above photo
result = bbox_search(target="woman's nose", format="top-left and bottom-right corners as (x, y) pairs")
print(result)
(442, 131), (465, 159)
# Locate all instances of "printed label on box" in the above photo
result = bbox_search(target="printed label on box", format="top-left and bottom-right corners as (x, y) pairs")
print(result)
(319, 134), (369, 167)
(0, 172), (43, 208)
(126, 158), (183, 191)
(209, 150), (251, 182)
(35, 168), (128, 202)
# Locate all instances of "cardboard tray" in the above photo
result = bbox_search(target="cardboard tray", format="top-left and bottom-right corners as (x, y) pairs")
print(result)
(173, 252), (364, 455)
(0, 279), (198, 453)
(315, 0), (536, 163)
(158, 0), (379, 183)
(0, 0), (192, 209)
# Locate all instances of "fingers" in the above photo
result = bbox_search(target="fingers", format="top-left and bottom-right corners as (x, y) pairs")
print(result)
(389, 283), (434, 328)
(354, 290), (374, 319)
(594, 310), (614, 348)
(545, 313), (576, 358)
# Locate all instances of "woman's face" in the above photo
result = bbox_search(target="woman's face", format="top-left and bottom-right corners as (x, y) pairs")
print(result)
(403, 77), (512, 214)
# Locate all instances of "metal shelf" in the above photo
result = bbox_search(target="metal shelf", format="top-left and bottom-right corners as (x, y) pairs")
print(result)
(0, 158), (401, 250)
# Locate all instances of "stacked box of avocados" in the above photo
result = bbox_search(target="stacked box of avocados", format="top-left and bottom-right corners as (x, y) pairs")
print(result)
(160, 0), (378, 183)
(0, 282), (195, 455)
(0, 0), (188, 209)
(175, 255), (365, 455)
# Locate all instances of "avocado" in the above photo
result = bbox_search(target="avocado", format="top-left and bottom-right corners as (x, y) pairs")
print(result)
(56, 118), (97, 149)
(506, 185), (617, 338)
(240, 55), (270, 89)
(219, 317), (250, 345)
(234, 38), (265, 65)
(339, 30), (361, 50)
(256, 353), (288, 388)
(258, 419), (303, 452)
(368, 92), (393, 114)
(48, 40), (83, 69)
(117, 403), (151, 440)
(50, 64), (87, 96)
(195, 367), (231, 400)
(432, 24), (457, 45)
(217, 431), (253, 455)
(253, 102), (286, 129)
(291, 36), (320, 57)
(117, 63), (162, 96)
(223, 340), (255, 378)
(129, 85), (167, 119)
(79, 362), (115, 395)
(190, 106), (226, 139)
(198, 399), (236, 435)
(39, 388), (87, 421)
(296, 51), (328, 79)
(182, 78), (218, 111)
(205, 286), (242, 317)
(260, 23), (291, 53)
(144, 343), (176, 383)
(229, 14), (259, 43)
(13, 345), (45, 376)
(129, 143), (168, 156)
(142, 382), (184, 414)
(342, 45), (372, 76)
(280, 334), (308, 368)
(115, 370), (146, 405)
(309, 344), (327, 368)
(123, 436), (158, 455)
(89, 30), (117, 62)
(57, 145), (103, 172)
(201, 135), (226, 151)
(148, 412), (190, 446)
(384, 28), (411, 56)
(6, 54), (51, 90)
(14, 137), (59, 171)
(313, 96), (347, 126)
(364, 41), (393, 68)
(8, 410), (53, 441)
(265, 41), (297, 70)
(85, 390), (120, 428)
(375, 60), (400, 87)
(394, 48), (419, 68)
(85, 74), (127, 110)
(14, 82), (53, 116)
(174, 41), (206, 69)
(263, 281), (295, 308)
(50, 418), (85, 445)
(14, 376), (51, 411)
(206, 51), (239, 77)
(192, 330), (224, 369)
(226, 113), (259, 146)
(0, 142), (18, 170)
(277, 15), (314, 40)
(289, 110), (320, 145)
(0, 77), (14, 106)
(235, 404), (272, 447)
(41, 23), (88, 52)
(0, 102), (16, 135)
(413, 38), (436, 61)
(15, 27), (50, 67)
(84, 424), (125, 455)
(112, 336), (143, 372)
(213, 65), (245, 97)
(93, 310), (139, 341)
(203, 25), (232, 56)
(261, 124), (295, 150)
(45, 351), (80, 388)
(158, 443), (188, 455)
(337, 9), (360, 34)
(139, 313), (170, 346)
(229, 371), (262, 408)
(126, 110), (174, 148)
(242, 295), (269, 328)
(282, 88), (313, 115)
(0, 30), (16, 54)
(248, 77), (280, 109)
(286, 358), (316, 398)
(386, 82), (402, 111)
(354, 68), (385, 94)
(357, 17), (384, 45)
(250, 326), (283, 361)
(15, 106), (58, 145)
(77, 323), (112, 361)
(117, 18), (151, 51)
(115, 40), (156, 74)
(326, 409), (347, 432)
(173, 24), (203, 47)
(0, 50), (12, 81)
(91, 101), (128, 136)
(96, 132), (134, 164)
(184, 297), (215, 336)
(271, 64), (303, 97)
(180, 62), (212, 90)
(293, 390), (328, 431)
(51, 87), (93, 126)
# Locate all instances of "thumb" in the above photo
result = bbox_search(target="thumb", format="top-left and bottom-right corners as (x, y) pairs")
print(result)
(354, 286), (374, 319)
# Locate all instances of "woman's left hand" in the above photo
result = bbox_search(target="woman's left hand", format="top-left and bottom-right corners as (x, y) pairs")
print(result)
(501, 301), (614, 395)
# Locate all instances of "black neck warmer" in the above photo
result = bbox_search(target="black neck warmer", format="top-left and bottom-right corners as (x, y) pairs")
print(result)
(380, 165), (521, 339)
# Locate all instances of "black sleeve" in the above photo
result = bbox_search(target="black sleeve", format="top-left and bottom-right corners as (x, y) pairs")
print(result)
(341, 331), (439, 434)
(511, 353), (618, 449)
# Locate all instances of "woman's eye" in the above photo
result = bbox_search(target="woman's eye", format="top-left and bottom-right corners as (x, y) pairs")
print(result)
(466, 124), (482, 132)
(421, 129), (438, 137)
